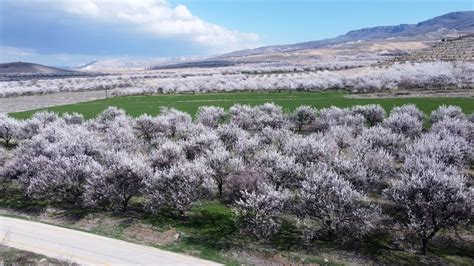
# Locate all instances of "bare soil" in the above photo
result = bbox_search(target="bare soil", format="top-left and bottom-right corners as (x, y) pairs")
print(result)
(123, 226), (180, 245)
(0, 244), (75, 265)
(0, 90), (109, 114)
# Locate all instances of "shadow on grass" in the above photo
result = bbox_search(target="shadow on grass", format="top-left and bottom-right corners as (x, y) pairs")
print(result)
(148, 202), (237, 250)
(0, 182), (47, 214)
(429, 233), (474, 261)
(140, 201), (240, 265)
(270, 218), (305, 251)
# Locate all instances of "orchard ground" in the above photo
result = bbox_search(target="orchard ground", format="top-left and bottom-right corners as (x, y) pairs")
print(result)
(9, 91), (474, 119)
(0, 185), (472, 265)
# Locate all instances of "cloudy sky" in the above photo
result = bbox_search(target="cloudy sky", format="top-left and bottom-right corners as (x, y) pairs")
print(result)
(0, 0), (471, 66)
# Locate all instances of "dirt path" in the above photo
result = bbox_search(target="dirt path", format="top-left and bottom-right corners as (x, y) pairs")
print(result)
(0, 90), (110, 114)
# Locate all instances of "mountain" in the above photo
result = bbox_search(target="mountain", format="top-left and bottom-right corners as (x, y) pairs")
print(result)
(76, 56), (208, 71)
(76, 59), (135, 71)
(0, 62), (77, 74)
(340, 11), (473, 41)
(219, 11), (474, 59)
(76, 60), (99, 70)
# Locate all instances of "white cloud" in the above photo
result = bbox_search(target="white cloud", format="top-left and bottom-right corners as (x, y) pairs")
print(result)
(0, 46), (37, 57)
(0, 44), (207, 68)
(50, 0), (261, 53)
(62, 0), (101, 16)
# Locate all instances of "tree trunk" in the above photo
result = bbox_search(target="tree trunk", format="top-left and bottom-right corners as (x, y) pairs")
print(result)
(4, 137), (10, 147)
(421, 238), (428, 255)
(122, 201), (128, 212)
(327, 229), (334, 242)
(122, 195), (132, 212)
(218, 182), (223, 198)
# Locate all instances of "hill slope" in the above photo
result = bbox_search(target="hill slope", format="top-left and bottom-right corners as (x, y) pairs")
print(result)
(0, 62), (76, 74)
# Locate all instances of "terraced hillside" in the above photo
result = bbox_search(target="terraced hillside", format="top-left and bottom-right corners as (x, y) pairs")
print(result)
(393, 35), (474, 62)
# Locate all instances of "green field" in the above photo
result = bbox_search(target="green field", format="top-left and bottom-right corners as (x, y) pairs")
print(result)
(9, 91), (474, 119)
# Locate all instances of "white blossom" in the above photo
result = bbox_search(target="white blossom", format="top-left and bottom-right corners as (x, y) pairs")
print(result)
(390, 104), (424, 122)
(204, 146), (243, 197)
(284, 134), (339, 165)
(0, 113), (23, 146)
(430, 105), (465, 124)
(385, 156), (473, 254)
(196, 106), (227, 128)
(85, 151), (152, 211)
(407, 131), (470, 168)
(62, 112), (85, 125)
(383, 112), (422, 139)
(143, 159), (213, 216)
(216, 123), (248, 150)
(298, 164), (381, 240)
(234, 183), (290, 239)
(291, 105), (316, 131)
(351, 104), (386, 127)
(255, 149), (303, 190)
(149, 141), (185, 170)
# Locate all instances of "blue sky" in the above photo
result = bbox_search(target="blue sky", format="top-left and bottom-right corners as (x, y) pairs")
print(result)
(0, 0), (472, 66)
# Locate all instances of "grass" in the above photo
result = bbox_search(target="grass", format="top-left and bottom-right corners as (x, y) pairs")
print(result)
(9, 91), (474, 119)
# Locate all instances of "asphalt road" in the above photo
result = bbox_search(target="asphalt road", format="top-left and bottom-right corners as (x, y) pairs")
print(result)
(0, 216), (221, 265)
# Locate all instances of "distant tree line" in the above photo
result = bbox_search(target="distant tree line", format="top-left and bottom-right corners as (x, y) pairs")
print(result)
(0, 61), (472, 98)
